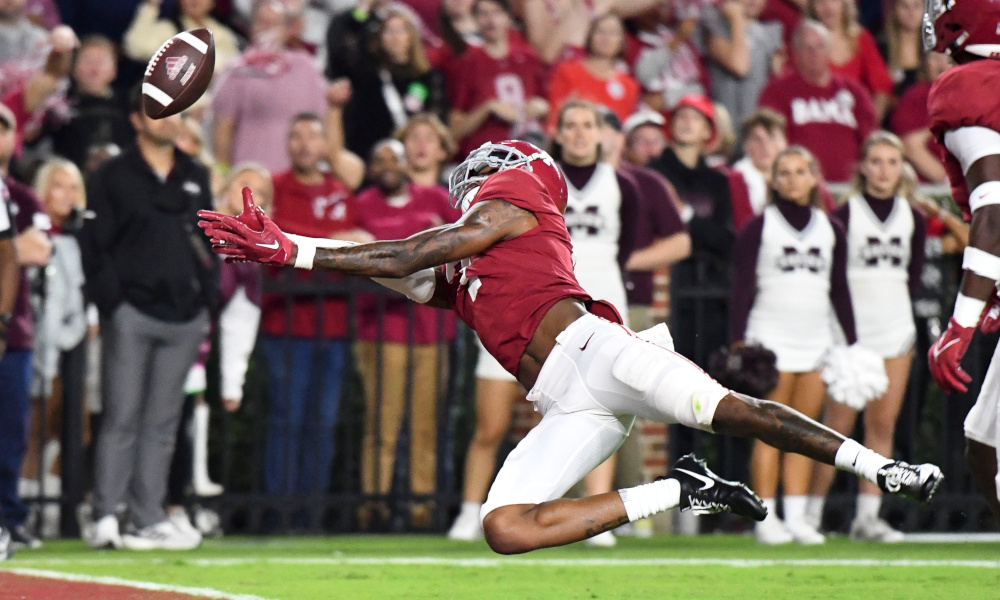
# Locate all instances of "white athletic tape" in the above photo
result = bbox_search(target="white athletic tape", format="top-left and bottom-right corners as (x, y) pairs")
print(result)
(141, 82), (173, 107)
(963, 247), (1000, 281)
(969, 180), (1000, 213)
(175, 31), (209, 54)
(293, 240), (315, 270)
(944, 127), (1000, 175)
(954, 293), (988, 328)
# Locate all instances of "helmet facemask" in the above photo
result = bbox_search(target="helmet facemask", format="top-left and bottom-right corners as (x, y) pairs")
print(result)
(448, 141), (553, 211)
(923, 0), (947, 51)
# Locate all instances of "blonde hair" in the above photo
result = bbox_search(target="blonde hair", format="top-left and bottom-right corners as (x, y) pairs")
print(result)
(218, 162), (274, 213)
(851, 130), (908, 198)
(769, 146), (824, 208)
(806, 0), (861, 38)
(34, 157), (86, 210)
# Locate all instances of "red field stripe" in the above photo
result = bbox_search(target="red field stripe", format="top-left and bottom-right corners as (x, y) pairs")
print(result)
(0, 571), (256, 600)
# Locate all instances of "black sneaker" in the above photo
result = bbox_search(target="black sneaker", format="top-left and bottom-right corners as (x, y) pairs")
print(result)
(666, 454), (767, 522)
(876, 461), (943, 503)
(0, 526), (13, 560)
(10, 524), (42, 549)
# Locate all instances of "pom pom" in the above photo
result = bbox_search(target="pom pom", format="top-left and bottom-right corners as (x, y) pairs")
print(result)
(821, 344), (888, 410)
(707, 344), (780, 398)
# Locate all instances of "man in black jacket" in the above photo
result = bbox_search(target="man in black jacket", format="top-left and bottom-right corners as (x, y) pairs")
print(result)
(79, 86), (216, 551)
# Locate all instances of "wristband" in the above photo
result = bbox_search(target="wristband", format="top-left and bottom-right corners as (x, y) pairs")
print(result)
(293, 240), (316, 270)
(954, 293), (987, 328)
(963, 247), (1000, 282)
(969, 180), (1000, 213)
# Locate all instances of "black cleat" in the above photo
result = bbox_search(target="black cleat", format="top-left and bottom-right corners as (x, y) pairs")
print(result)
(876, 461), (943, 503)
(665, 454), (768, 522)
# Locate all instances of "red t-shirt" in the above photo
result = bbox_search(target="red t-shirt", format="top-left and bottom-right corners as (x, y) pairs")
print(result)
(758, 71), (876, 182)
(260, 171), (360, 338)
(828, 29), (894, 97)
(928, 60), (1000, 220)
(355, 183), (460, 344)
(545, 60), (640, 133)
(889, 80), (943, 183)
(450, 45), (548, 156)
(440, 168), (591, 377)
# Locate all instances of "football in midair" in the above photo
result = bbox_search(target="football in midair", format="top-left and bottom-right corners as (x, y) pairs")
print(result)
(142, 28), (215, 119)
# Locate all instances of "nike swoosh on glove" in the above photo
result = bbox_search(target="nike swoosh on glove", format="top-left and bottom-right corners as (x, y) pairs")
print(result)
(928, 317), (975, 394)
(979, 293), (1000, 334)
(197, 187), (294, 265)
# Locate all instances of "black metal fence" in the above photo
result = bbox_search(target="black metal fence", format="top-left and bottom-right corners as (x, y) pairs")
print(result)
(21, 250), (999, 539)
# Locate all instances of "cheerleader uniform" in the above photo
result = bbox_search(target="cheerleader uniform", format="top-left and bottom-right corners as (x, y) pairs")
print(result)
(731, 198), (858, 372)
(833, 194), (926, 358)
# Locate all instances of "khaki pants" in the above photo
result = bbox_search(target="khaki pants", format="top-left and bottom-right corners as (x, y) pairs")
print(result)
(357, 342), (447, 497)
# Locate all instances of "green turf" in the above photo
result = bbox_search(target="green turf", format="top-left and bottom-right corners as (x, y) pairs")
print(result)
(3, 535), (999, 600)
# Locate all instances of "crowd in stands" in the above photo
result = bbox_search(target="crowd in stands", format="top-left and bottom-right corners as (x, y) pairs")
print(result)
(0, 0), (969, 556)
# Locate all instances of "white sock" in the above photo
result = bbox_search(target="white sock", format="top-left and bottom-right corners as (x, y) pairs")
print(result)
(834, 439), (892, 484)
(856, 494), (881, 521)
(805, 495), (825, 525)
(618, 479), (681, 522)
(760, 498), (778, 523)
(783, 495), (807, 523)
(460, 501), (482, 517)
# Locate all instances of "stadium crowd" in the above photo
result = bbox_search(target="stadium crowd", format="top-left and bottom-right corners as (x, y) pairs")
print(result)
(0, 0), (972, 557)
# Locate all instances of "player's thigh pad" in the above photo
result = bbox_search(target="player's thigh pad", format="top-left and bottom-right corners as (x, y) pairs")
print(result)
(966, 342), (1000, 448)
(606, 335), (728, 432)
(480, 410), (630, 522)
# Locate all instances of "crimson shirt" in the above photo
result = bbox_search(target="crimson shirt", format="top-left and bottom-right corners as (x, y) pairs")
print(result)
(260, 171), (360, 338)
(440, 168), (591, 377)
(3, 177), (46, 350)
(355, 183), (460, 344)
(449, 45), (548, 157)
(928, 60), (1000, 220)
(758, 71), (876, 182)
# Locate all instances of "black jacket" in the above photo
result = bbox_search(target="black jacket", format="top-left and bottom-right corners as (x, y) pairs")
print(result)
(79, 146), (217, 322)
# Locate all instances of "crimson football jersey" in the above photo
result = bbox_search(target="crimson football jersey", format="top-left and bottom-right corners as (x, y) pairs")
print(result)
(442, 168), (592, 377)
(449, 45), (548, 157)
(928, 60), (1000, 221)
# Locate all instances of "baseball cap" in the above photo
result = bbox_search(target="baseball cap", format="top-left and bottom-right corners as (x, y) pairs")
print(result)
(671, 95), (716, 134)
(597, 106), (622, 132)
(622, 110), (665, 138)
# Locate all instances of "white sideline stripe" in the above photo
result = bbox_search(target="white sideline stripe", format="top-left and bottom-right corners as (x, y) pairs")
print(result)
(7, 557), (1000, 569)
(142, 83), (173, 107)
(5, 567), (276, 600)
(174, 31), (209, 54)
(904, 533), (1000, 543)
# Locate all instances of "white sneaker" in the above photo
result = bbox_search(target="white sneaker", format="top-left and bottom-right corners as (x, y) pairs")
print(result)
(585, 530), (617, 547)
(755, 517), (793, 545)
(122, 521), (200, 551)
(785, 517), (826, 545)
(849, 516), (904, 543)
(447, 507), (484, 541)
(86, 515), (122, 549)
(168, 511), (204, 546)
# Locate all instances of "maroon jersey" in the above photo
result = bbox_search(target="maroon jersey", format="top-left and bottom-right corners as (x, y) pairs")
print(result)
(442, 168), (591, 377)
(449, 45), (548, 157)
(758, 71), (876, 182)
(261, 171), (360, 338)
(928, 60), (1000, 221)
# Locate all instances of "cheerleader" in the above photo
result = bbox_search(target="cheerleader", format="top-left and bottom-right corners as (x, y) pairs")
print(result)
(805, 132), (926, 542)
(730, 146), (858, 545)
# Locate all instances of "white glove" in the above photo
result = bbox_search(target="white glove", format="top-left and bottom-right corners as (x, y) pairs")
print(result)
(821, 343), (888, 410)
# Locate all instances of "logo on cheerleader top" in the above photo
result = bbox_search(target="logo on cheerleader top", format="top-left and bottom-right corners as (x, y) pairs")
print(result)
(776, 246), (826, 273)
(166, 56), (188, 81)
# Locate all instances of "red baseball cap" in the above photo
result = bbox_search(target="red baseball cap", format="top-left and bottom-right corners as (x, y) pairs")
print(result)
(670, 95), (716, 141)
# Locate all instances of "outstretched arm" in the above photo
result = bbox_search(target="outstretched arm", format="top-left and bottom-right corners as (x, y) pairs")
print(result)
(306, 200), (534, 277)
(199, 188), (538, 279)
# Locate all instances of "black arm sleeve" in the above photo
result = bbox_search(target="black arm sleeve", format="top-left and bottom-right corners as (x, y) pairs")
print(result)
(729, 215), (764, 343)
(908, 206), (927, 298)
(830, 219), (858, 345)
(616, 171), (641, 270)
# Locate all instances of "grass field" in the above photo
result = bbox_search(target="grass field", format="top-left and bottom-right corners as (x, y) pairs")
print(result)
(3, 535), (999, 600)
